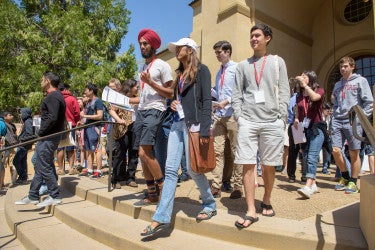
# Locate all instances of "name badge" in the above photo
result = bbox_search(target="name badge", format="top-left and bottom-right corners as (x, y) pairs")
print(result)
(302, 117), (311, 128)
(176, 104), (185, 119)
(254, 90), (265, 104)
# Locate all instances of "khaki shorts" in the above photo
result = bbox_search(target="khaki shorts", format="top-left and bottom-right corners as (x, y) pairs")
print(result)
(235, 117), (285, 166)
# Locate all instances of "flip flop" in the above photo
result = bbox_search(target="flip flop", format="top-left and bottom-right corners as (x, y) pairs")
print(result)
(235, 215), (259, 229)
(261, 202), (276, 217)
(140, 223), (169, 237)
(196, 209), (217, 221)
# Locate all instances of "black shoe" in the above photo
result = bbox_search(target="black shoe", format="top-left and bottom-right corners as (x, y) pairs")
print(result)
(222, 181), (232, 192)
(288, 178), (296, 183)
(15, 179), (28, 185)
(178, 174), (190, 183)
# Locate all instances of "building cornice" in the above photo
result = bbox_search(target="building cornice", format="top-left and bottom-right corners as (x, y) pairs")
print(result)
(255, 9), (313, 46)
(217, 2), (251, 22)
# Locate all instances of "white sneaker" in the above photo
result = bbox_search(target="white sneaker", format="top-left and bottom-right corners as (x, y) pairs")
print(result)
(310, 183), (318, 194)
(36, 196), (62, 207)
(297, 186), (313, 199)
(15, 196), (39, 205)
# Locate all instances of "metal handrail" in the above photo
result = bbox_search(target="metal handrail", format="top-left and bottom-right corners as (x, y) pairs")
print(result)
(0, 120), (119, 192)
(349, 105), (375, 148)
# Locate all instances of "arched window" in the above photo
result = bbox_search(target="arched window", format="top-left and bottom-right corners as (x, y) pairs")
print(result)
(344, 0), (373, 23)
(356, 56), (375, 91)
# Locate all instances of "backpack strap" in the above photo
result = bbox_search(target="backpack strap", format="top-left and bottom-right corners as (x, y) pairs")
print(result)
(274, 55), (280, 111)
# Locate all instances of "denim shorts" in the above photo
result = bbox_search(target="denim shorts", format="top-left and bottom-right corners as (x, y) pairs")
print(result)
(331, 119), (362, 150)
(363, 143), (374, 156)
(133, 109), (165, 150)
(235, 117), (285, 166)
(84, 126), (100, 152)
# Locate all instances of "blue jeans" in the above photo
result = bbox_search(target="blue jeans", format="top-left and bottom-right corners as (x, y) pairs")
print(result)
(154, 108), (173, 176)
(152, 121), (216, 224)
(180, 150), (188, 176)
(304, 127), (324, 180)
(13, 147), (28, 180)
(322, 146), (331, 170)
(29, 138), (60, 200)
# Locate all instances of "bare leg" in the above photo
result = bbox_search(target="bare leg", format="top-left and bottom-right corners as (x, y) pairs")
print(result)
(283, 146), (289, 171)
(139, 145), (163, 180)
(262, 165), (276, 215)
(332, 146), (346, 172)
(57, 150), (64, 173)
(87, 151), (94, 172)
(95, 148), (102, 171)
(236, 164), (257, 227)
(368, 155), (375, 174)
(349, 149), (360, 179)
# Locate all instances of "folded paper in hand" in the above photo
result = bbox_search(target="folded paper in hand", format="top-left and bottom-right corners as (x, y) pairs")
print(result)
(102, 86), (134, 112)
(291, 123), (306, 144)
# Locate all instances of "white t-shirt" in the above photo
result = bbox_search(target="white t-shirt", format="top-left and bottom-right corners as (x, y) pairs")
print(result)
(138, 58), (173, 112)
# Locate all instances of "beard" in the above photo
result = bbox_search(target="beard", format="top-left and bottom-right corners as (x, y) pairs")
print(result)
(141, 48), (155, 59)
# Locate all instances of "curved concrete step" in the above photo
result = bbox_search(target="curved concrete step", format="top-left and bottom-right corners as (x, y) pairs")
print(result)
(6, 184), (254, 249)
(5, 186), (112, 250)
(59, 176), (367, 249)
(0, 195), (25, 250)
(5, 176), (367, 249)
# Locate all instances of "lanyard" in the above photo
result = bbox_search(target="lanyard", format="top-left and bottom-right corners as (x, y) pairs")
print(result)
(220, 65), (226, 90)
(341, 79), (348, 100)
(303, 96), (309, 116)
(179, 74), (186, 94)
(140, 59), (156, 90)
(253, 55), (268, 89)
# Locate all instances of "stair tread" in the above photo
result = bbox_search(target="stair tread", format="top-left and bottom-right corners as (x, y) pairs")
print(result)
(55, 188), (254, 249)
(5, 186), (113, 250)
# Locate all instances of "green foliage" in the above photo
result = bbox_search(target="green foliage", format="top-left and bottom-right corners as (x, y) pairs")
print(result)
(25, 92), (45, 115)
(0, 0), (137, 111)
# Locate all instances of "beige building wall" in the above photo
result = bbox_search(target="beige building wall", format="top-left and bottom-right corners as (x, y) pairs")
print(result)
(159, 0), (375, 93)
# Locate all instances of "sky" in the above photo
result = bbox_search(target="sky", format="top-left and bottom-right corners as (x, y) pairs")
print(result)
(120, 0), (193, 66)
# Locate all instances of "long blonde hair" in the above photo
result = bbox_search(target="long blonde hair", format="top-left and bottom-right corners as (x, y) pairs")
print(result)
(175, 47), (199, 85)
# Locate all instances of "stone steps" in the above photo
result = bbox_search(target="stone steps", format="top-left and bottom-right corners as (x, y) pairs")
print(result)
(4, 186), (112, 250)
(0, 195), (25, 250)
(4, 175), (368, 249)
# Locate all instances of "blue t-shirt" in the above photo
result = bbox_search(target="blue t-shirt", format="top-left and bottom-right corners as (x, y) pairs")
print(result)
(0, 118), (6, 136)
(288, 93), (297, 124)
(85, 98), (104, 125)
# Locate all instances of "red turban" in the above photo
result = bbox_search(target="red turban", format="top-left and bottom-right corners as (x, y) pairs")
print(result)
(138, 28), (161, 50)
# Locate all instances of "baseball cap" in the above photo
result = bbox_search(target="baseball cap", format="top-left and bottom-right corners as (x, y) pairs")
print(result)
(168, 38), (198, 53)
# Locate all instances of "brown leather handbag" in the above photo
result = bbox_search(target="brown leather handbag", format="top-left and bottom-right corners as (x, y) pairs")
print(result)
(188, 131), (216, 173)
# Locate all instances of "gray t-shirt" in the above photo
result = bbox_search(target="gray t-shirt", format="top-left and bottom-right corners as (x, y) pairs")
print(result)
(138, 58), (173, 112)
(232, 54), (289, 123)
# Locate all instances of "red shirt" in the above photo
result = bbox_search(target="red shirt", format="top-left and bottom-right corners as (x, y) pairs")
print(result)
(296, 87), (325, 125)
(61, 90), (80, 126)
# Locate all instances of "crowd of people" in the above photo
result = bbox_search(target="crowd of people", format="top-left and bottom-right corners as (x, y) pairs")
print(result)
(0, 23), (373, 236)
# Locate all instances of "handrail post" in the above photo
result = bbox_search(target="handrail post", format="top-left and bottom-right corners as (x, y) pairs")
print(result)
(107, 126), (114, 192)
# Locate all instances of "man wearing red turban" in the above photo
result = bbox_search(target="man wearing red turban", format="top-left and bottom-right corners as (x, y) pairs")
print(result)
(138, 28), (161, 51)
(133, 28), (174, 207)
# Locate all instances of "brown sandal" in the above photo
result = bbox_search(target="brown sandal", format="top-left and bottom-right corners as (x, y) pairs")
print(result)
(56, 169), (65, 175)
(261, 202), (276, 217)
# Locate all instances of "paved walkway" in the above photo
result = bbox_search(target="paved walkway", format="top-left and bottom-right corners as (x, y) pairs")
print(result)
(95, 166), (362, 221)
